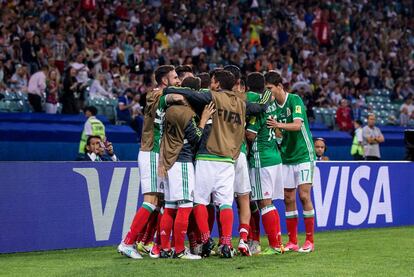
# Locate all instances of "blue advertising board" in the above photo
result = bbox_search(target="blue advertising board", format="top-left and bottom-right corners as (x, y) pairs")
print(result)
(0, 161), (413, 253)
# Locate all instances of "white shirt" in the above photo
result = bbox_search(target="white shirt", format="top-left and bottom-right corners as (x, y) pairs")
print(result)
(27, 71), (47, 97)
(89, 80), (113, 98)
(400, 103), (414, 115)
(191, 46), (206, 57)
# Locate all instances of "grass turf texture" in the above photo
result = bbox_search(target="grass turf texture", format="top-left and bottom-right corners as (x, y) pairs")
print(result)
(1, 226), (413, 277)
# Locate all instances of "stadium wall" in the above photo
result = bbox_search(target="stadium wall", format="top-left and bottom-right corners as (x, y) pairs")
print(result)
(0, 142), (406, 161)
(0, 161), (413, 254)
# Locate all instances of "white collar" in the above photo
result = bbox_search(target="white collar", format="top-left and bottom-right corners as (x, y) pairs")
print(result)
(87, 152), (98, 161)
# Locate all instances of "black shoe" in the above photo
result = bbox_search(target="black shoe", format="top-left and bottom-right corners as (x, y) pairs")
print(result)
(201, 238), (215, 257)
(220, 245), (234, 258)
(160, 249), (172, 259)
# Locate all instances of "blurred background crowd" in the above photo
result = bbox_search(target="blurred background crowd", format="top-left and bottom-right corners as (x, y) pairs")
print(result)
(0, 0), (413, 133)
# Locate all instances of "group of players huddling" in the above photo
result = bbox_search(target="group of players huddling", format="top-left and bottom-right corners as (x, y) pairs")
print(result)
(117, 64), (316, 260)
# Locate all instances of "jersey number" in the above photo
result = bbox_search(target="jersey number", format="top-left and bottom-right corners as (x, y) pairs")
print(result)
(300, 169), (310, 182)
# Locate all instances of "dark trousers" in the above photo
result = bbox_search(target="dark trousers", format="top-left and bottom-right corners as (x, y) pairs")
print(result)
(365, 156), (380, 161)
(353, 154), (364, 161)
(28, 93), (43, 112)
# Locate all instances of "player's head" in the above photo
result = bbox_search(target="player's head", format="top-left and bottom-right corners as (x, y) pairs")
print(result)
(175, 65), (194, 81)
(181, 76), (201, 91)
(265, 71), (284, 97)
(154, 65), (180, 88)
(86, 135), (102, 154)
(197, 73), (210, 89)
(223, 65), (241, 91)
(314, 137), (327, 158)
(209, 67), (223, 79)
(247, 72), (265, 94)
(211, 69), (235, 91)
(367, 113), (376, 127)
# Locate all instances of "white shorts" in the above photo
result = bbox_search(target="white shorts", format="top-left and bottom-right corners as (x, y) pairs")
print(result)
(233, 153), (251, 195)
(249, 164), (284, 201)
(138, 151), (165, 194)
(283, 161), (315, 189)
(164, 161), (195, 203)
(194, 160), (235, 206)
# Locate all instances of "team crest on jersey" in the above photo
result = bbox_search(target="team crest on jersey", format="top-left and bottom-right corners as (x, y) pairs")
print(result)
(295, 105), (302, 114)
(286, 108), (291, 117)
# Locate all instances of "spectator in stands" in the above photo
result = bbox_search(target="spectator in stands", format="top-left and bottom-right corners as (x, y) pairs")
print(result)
(117, 88), (135, 123)
(89, 73), (113, 99)
(314, 138), (329, 161)
(78, 105), (106, 158)
(351, 120), (364, 160)
(61, 67), (80, 114)
(27, 65), (48, 113)
(45, 69), (60, 114)
(51, 33), (69, 74)
(0, 60), (5, 90)
(9, 64), (28, 92)
(21, 31), (39, 74)
(363, 114), (385, 161)
(111, 73), (125, 96)
(399, 97), (414, 127)
(0, 0), (412, 134)
(336, 99), (353, 133)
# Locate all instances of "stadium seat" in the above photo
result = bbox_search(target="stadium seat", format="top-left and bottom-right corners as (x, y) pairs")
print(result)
(0, 101), (9, 112)
(313, 107), (323, 124)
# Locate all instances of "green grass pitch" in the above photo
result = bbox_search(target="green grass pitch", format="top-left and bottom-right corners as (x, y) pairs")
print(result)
(1, 226), (413, 277)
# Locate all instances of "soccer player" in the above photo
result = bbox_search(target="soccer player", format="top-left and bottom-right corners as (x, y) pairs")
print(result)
(164, 70), (268, 258)
(223, 65), (252, 256)
(245, 72), (284, 255)
(118, 65), (180, 259)
(158, 87), (215, 259)
(175, 65), (194, 81)
(265, 71), (316, 253)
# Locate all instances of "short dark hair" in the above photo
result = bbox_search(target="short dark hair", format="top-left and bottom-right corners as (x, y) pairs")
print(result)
(86, 135), (101, 146)
(355, 119), (363, 126)
(223, 65), (241, 81)
(197, 73), (210, 89)
(84, 106), (98, 116)
(265, 71), (283, 86)
(181, 76), (201, 91)
(209, 67), (223, 79)
(175, 65), (193, 79)
(247, 72), (265, 93)
(154, 65), (175, 85)
(213, 70), (235, 91)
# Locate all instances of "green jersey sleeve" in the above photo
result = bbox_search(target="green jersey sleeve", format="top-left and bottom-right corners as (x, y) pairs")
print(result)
(246, 115), (262, 134)
(291, 95), (306, 121)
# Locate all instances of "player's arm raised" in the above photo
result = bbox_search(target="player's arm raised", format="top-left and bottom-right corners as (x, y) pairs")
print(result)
(163, 87), (212, 108)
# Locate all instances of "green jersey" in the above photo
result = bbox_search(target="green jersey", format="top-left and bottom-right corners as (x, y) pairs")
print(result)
(152, 95), (168, 153)
(241, 91), (271, 154)
(275, 93), (315, 164)
(246, 100), (282, 168)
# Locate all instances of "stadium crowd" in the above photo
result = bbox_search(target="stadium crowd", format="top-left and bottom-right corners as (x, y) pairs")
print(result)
(0, 0), (413, 128)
